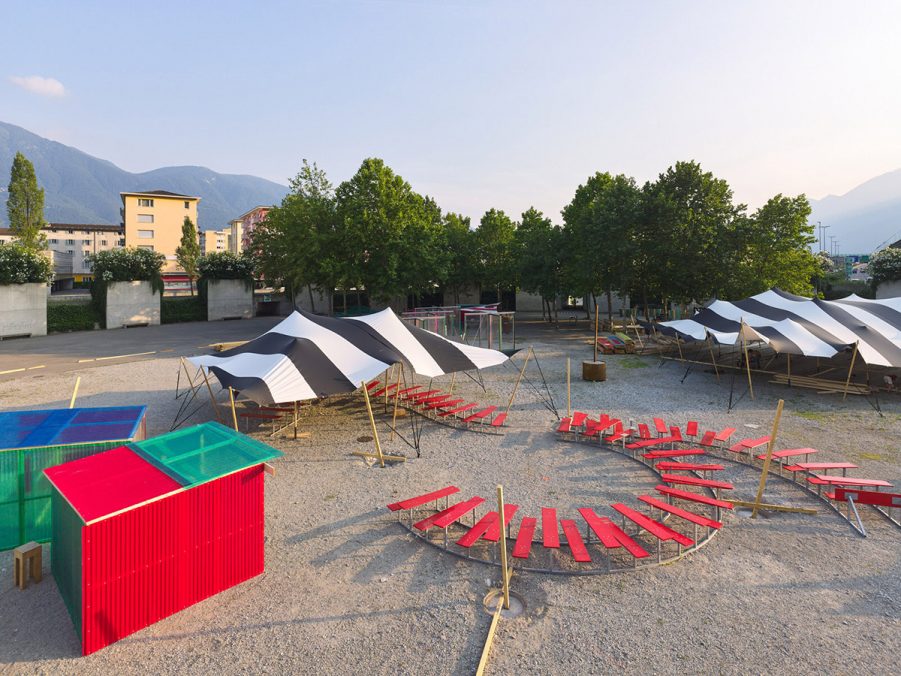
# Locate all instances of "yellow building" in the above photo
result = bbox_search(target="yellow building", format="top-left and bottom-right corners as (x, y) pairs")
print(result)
(199, 228), (232, 255)
(120, 190), (200, 273)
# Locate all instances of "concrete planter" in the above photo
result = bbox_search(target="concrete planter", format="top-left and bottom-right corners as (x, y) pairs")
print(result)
(875, 280), (901, 299)
(0, 283), (47, 338)
(207, 279), (253, 320)
(106, 280), (160, 328)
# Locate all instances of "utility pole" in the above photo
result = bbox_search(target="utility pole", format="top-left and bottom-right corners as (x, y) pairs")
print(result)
(819, 222), (829, 252)
(829, 235), (836, 256)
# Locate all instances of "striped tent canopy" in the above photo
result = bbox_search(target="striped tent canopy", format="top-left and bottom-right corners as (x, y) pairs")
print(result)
(659, 289), (901, 367)
(188, 308), (510, 404)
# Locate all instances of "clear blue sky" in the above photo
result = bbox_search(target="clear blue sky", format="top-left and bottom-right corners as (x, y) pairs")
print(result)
(4, 0), (901, 224)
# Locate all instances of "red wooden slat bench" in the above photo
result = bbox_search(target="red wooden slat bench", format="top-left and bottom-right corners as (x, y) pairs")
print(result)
(393, 385), (423, 398)
(605, 428), (633, 444)
(413, 496), (485, 531)
(438, 402), (479, 418)
(365, 380), (380, 391)
(426, 398), (465, 411)
(756, 447), (818, 461)
(611, 503), (695, 547)
(642, 449), (707, 459)
(669, 426), (683, 443)
(807, 476), (892, 489)
(455, 504), (517, 547)
(830, 488), (901, 508)
(372, 383), (400, 397)
(661, 474), (734, 491)
(637, 423), (652, 440)
(578, 508), (649, 558)
(655, 485), (734, 509)
(783, 462), (857, 474)
(542, 508), (560, 548)
(698, 431), (717, 446)
(655, 461), (724, 472)
(408, 389), (442, 402)
(571, 411), (589, 428)
(462, 406), (498, 424)
(512, 517), (537, 559)
(626, 435), (680, 450)
(730, 436), (770, 454)
(484, 504), (518, 541)
(560, 519), (591, 562)
(653, 417), (668, 435)
(387, 485), (460, 511)
(418, 394), (453, 406)
(714, 427), (737, 443)
(638, 495), (723, 529)
(490, 413), (508, 427)
(557, 417), (572, 433)
(686, 421), (699, 437)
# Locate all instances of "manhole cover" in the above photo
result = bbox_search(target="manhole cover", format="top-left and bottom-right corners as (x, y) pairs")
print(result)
(482, 590), (526, 619)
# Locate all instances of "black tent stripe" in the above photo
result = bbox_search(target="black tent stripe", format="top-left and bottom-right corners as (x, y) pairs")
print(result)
(208, 368), (276, 404)
(729, 298), (851, 350)
(813, 299), (901, 366)
(405, 323), (478, 373)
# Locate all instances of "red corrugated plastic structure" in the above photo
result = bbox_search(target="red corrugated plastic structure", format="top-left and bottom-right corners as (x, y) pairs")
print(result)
(44, 422), (282, 655)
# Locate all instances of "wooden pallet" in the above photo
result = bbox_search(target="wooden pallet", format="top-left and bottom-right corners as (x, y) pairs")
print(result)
(770, 373), (869, 395)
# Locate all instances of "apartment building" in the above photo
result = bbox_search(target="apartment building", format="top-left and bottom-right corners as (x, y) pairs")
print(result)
(0, 223), (124, 282)
(199, 228), (232, 255)
(120, 190), (200, 274)
(235, 205), (271, 251)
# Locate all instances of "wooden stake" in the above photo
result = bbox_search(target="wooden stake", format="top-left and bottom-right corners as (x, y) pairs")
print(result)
(593, 303), (599, 363)
(69, 376), (81, 409)
(201, 367), (224, 423)
(566, 357), (571, 418)
(751, 398), (784, 518)
(361, 380), (385, 468)
(843, 341), (859, 401)
(228, 387), (239, 432)
(504, 347), (531, 416)
(707, 335), (719, 383)
(448, 371), (457, 396)
(293, 400), (299, 440)
(390, 364), (402, 442)
(740, 320), (754, 400)
(496, 484), (510, 610)
(476, 601), (503, 676)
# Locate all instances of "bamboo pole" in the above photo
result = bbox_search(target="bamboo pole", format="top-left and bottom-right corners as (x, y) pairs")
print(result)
(593, 303), (599, 362)
(179, 356), (199, 397)
(566, 357), (571, 418)
(752, 398), (784, 518)
(740, 320), (754, 400)
(201, 367), (224, 423)
(449, 371), (457, 396)
(497, 484), (510, 610)
(361, 380), (385, 468)
(69, 376), (81, 409)
(843, 341), (859, 401)
(390, 364), (402, 442)
(505, 348), (532, 416)
(293, 400), (299, 440)
(707, 335), (719, 383)
(228, 386), (239, 432)
(476, 602), (503, 676)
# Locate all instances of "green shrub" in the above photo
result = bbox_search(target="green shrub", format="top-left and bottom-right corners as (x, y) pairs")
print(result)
(48, 303), (99, 333)
(162, 297), (205, 324)
(198, 251), (254, 280)
(87, 247), (165, 325)
(0, 243), (53, 284)
(869, 247), (901, 286)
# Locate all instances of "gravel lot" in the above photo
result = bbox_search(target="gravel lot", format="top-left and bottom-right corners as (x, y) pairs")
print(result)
(1, 328), (900, 675)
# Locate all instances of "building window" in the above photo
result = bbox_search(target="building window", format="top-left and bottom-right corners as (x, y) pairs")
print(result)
(50, 239), (58, 244)
(137, 230), (154, 239)
(66, 239), (74, 245)
(66, 249), (73, 254)
(83, 239), (91, 245)
(68, 229), (74, 234)
(138, 198), (154, 207)
(137, 245), (154, 251)
(118, 238), (125, 246)
(101, 239), (107, 246)
(184, 201), (190, 209)
(137, 214), (154, 223)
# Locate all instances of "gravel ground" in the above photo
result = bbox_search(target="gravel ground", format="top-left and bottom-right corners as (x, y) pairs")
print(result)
(1, 332), (900, 675)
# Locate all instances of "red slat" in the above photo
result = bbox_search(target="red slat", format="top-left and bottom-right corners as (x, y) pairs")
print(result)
(560, 519), (591, 562)
(541, 507), (559, 548)
(512, 517), (536, 559)
(655, 485), (733, 509)
(611, 503), (694, 547)
(387, 485), (460, 511)
(637, 495), (722, 529)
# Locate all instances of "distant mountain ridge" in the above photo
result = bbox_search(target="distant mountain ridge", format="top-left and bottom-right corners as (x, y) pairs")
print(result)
(809, 169), (901, 253)
(0, 121), (288, 231)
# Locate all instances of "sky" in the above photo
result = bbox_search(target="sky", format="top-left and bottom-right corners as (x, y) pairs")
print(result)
(4, 0), (901, 226)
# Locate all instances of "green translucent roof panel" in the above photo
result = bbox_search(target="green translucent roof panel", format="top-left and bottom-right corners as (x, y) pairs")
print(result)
(129, 421), (282, 488)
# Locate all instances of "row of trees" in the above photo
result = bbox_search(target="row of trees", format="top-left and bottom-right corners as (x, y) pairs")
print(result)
(251, 158), (822, 318)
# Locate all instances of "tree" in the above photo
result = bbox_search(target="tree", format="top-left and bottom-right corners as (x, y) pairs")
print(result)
(6, 152), (46, 251)
(441, 213), (477, 305)
(474, 208), (517, 302)
(175, 216), (201, 295)
(869, 247), (901, 286)
(515, 207), (564, 322)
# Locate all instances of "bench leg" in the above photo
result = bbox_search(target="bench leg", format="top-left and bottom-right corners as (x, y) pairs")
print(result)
(15, 556), (24, 589)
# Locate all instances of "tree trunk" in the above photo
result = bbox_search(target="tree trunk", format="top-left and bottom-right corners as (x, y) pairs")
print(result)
(642, 288), (649, 321)
(606, 288), (614, 328)
(308, 285), (316, 313)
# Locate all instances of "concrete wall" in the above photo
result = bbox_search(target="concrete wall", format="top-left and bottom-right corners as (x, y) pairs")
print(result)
(293, 286), (332, 314)
(106, 281), (160, 328)
(876, 280), (901, 299)
(207, 279), (253, 320)
(0, 283), (47, 338)
(515, 291), (545, 312)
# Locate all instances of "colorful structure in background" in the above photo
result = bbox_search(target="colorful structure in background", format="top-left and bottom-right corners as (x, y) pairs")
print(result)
(44, 422), (282, 655)
(0, 406), (147, 550)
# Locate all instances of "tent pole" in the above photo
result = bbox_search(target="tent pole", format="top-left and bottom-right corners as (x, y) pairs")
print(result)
(293, 400), (298, 440)
(843, 341), (860, 401)
(228, 387), (239, 432)
(741, 319), (754, 400)
(384, 367), (390, 411)
(707, 335), (719, 383)
(505, 347), (532, 416)
(201, 367), (224, 423)
(361, 380), (385, 468)
(752, 399), (784, 518)
(676, 334), (684, 362)
(390, 364), (402, 442)
(566, 357), (571, 418)
(449, 371), (457, 396)
(593, 303), (599, 362)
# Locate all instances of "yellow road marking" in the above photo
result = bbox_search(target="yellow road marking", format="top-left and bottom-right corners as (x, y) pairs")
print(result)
(0, 364), (46, 375)
(78, 351), (157, 363)
(0, 367), (25, 375)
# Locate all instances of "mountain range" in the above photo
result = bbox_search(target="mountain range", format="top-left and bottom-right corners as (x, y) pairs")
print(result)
(808, 169), (901, 254)
(0, 121), (288, 231)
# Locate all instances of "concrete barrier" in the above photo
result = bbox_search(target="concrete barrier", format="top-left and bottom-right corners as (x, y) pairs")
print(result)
(0, 283), (48, 338)
(106, 280), (160, 328)
(876, 280), (901, 299)
(207, 279), (253, 320)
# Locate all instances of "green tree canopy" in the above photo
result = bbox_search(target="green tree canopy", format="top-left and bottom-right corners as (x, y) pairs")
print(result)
(515, 207), (564, 320)
(474, 208), (517, 297)
(175, 216), (201, 295)
(442, 212), (477, 305)
(6, 152), (46, 251)
(869, 247), (901, 286)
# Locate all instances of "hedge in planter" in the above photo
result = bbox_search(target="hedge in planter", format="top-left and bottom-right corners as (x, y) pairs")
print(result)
(198, 252), (255, 320)
(86, 248), (165, 328)
(0, 244), (53, 285)
(0, 244), (53, 338)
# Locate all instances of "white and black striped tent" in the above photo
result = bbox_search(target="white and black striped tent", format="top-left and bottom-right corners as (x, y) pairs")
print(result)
(187, 308), (510, 404)
(659, 289), (901, 367)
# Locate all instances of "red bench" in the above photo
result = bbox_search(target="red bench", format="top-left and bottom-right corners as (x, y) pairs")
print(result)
(829, 488), (901, 508)
(625, 435), (680, 450)
(393, 385), (422, 398)
(578, 508), (649, 558)
(637, 495), (723, 529)
(490, 413), (508, 427)
(418, 393), (453, 406)
(807, 476), (892, 489)
(462, 406), (498, 424)
(456, 504), (519, 547)
(365, 380), (380, 391)
(714, 427), (737, 443)
(730, 436), (771, 454)
(611, 503), (694, 547)
(698, 431), (717, 446)
(661, 474), (734, 491)
(571, 411), (588, 428)
(388, 485), (460, 511)
(542, 507), (560, 548)
(653, 417), (668, 435)
(654, 461), (724, 472)
(669, 426), (683, 443)
(685, 421), (699, 437)
(557, 417), (572, 434)
(372, 383), (400, 397)
(560, 519), (591, 562)
(426, 398), (465, 411)
(637, 423), (652, 440)
(512, 517), (537, 559)
(756, 447), (818, 461)
(655, 485), (734, 510)
(408, 389), (442, 402)
(439, 402), (479, 418)
(783, 461), (857, 474)
(413, 496), (485, 531)
(642, 449), (707, 459)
